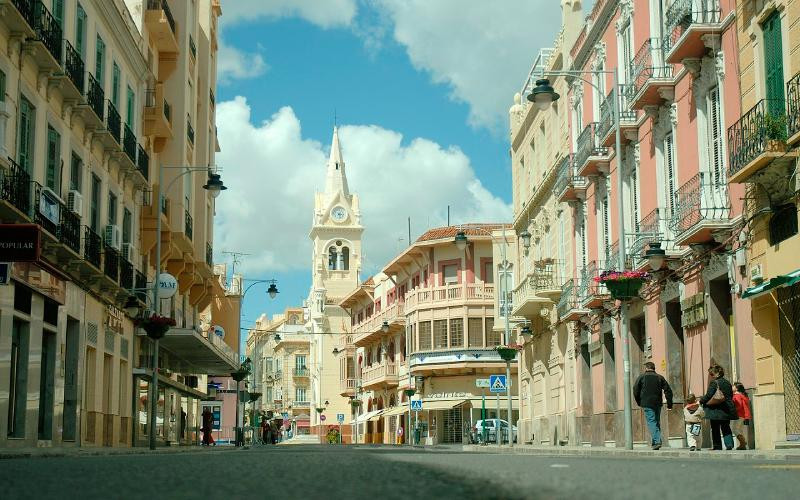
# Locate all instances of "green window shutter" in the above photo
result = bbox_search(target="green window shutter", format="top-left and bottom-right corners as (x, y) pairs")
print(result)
(96, 35), (105, 82)
(52, 0), (64, 29)
(70, 152), (82, 192)
(76, 4), (87, 60)
(18, 97), (35, 174)
(90, 174), (100, 232)
(126, 86), (134, 127)
(763, 11), (785, 116)
(46, 125), (61, 193)
(0, 69), (6, 102)
(112, 63), (120, 106)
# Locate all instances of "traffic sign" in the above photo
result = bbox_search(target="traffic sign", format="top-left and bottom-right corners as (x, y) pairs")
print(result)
(475, 378), (490, 388)
(337, 413), (345, 423)
(410, 400), (423, 412)
(489, 374), (507, 393)
(320, 414), (326, 421)
(282, 412), (289, 419)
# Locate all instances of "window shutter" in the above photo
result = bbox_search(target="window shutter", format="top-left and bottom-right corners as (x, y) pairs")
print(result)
(95, 36), (105, 82)
(632, 163), (640, 232)
(18, 99), (32, 172)
(763, 12), (785, 115)
(580, 203), (588, 268)
(665, 133), (677, 217)
(53, 0), (64, 28)
(76, 5), (86, 59)
(602, 181), (610, 259)
(708, 86), (724, 185)
(112, 63), (120, 106)
(126, 86), (135, 127)
(46, 126), (60, 192)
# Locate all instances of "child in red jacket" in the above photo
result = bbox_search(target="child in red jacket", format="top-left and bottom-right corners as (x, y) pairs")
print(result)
(732, 382), (752, 450)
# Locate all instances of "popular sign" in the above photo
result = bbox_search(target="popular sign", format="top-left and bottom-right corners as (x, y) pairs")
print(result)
(0, 224), (41, 262)
(158, 273), (178, 298)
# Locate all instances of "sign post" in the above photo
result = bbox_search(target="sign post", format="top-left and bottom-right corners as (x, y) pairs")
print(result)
(489, 375), (507, 445)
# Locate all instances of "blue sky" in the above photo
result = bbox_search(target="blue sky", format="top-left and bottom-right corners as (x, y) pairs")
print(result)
(212, 1), (563, 343)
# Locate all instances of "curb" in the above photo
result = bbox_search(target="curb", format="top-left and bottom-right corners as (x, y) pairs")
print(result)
(0, 446), (239, 460)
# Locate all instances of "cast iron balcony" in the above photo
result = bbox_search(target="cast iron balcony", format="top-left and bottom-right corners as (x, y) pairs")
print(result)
(788, 72), (800, 145)
(663, 0), (722, 64)
(206, 242), (213, 266)
(627, 38), (673, 110)
(575, 122), (609, 176)
(119, 258), (134, 290)
(628, 207), (664, 263)
(10, 0), (36, 30)
(556, 279), (588, 322)
(145, 0), (178, 52)
(597, 86), (637, 147)
(32, 182), (59, 236)
(32, 1), (62, 68)
(59, 202), (81, 254)
(293, 368), (309, 378)
(123, 124), (137, 164)
(554, 154), (588, 202)
(84, 73), (105, 125)
(187, 117), (195, 145)
(61, 39), (85, 99)
(511, 260), (563, 317)
(137, 144), (149, 180)
(144, 84), (173, 139)
(135, 269), (147, 303)
(670, 171), (731, 246)
(189, 34), (197, 60)
(107, 101), (122, 145)
(727, 98), (795, 184)
(0, 159), (32, 218)
(83, 226), (102, 269)
(103, 245), (120, 282)
(185, 208), (193, 240)
(578, 260), (609, 309)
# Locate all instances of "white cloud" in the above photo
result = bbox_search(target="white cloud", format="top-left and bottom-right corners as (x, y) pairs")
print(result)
(217, 41), (268, 84)
(375, 0), (562, 130)
(220, 0), (358, 29)
(214, 97), (510, 275)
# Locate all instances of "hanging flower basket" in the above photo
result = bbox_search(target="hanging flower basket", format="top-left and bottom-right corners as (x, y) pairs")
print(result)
(136, 314), (176, 340)
(350, 399), (362, 407)
(494, 343), (523, 362)
(403, 389), (416, 397)
(594, 270), (650, 300)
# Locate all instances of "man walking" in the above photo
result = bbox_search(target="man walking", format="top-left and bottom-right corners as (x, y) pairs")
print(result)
(633, 361), (673, 450)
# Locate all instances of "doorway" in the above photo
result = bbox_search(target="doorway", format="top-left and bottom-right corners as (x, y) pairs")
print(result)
(63, 318), (80, 441)
(629, 316), (646, 381)
(8, 319), (31, 438)
(709, 277), (733, 375)
(38, 329), (56, 440)
(102, 354), (113, 446)
(665, 300), (686, 399)
(778, 283), (800, 439)
(603, 328), (616, 412)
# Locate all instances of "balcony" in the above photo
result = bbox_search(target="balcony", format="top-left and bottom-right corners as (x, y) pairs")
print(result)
(119, 258), (134, 290)
(554, 154), (588, 202)
(663, 0), (722, 64)
(556, 279), (589, 322)
(511, 261), (563, 317)
(575, 122), (610, 176)
(728, 98), (797, 185)
(670, 171), (731, 246)
(82, 226), (102, 270)
(3, 0), (37, 35)
(103, 245), (120, 283)
(144, 84), (173, 141)
(579, 260), (609, 309)
(789, 73), (800, 146)
(293, 368), (310, 378)
(76, 73), (104, 129)
(57, 39), (84, 101)
(627, 38), (674, 110)
(353, 301), (405, 347)
(339, 377), (356, 397)
(206, 242), (213, 267)
(597, 86), (638, 148)
(185, 208), (193, 241)
(361, 362), (398, 390)
(27, 1), (62, 72)
(404, 282), (494, 315)
(145, 0), (178, 53)
(0, 159), (32, 221)
(628, 207), (678, 271)
(189, 34), (197, 60)
(292, 401), (310, 409)
(134, 269), (147, 304)
(187, 117), (195, 145)
(96, 100), (122, 150)
(409, 348), (511, 375)
(121, 124), (138, 171)
(31, 183), (79, 255)
(137, 145), (149, 181)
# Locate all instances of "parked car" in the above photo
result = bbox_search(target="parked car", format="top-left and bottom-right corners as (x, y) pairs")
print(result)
(474, 419), (517, 443)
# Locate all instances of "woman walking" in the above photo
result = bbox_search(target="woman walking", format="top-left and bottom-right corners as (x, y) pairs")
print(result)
(699, 365), (738, 450)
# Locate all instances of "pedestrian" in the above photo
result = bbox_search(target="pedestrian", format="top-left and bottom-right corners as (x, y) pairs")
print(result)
(180, 408), (187, 441)
(732, 382), (752, 450)
(699, 365), (738, 450)
(396, 424), (404, 445)
(683, 393), (704, 451)
(260, 413), (270, 445)
(201, 407), (214, 446)
(633, 361), (674, 450)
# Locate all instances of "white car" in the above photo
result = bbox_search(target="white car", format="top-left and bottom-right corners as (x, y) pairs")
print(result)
(474, 419), (517, 443)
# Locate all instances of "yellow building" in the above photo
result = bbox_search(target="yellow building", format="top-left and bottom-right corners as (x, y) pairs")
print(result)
(730, 0), (800, 449)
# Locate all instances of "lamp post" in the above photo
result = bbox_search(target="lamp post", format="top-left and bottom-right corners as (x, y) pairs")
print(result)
(234, 279), (279, 446)
(454, 225), (515, 446)
(148, 165), (227, 450)
(530, 71), (634, 450)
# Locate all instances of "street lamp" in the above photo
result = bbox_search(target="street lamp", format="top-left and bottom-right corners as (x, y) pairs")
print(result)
(645, 242), (666, 272)
(147, 165), (227, 450)
(381, 321), (390, 333)
(519, 230), (532, 252)
(453, 225), (515, 446)
(530, 68), (635, 450)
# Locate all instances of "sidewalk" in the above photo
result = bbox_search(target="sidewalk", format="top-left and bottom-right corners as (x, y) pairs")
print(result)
(462, 444), (800, 462)
(0, 444), (238, 460)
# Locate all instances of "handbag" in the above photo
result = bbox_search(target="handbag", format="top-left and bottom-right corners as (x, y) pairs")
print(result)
(708, 381), (726, 406)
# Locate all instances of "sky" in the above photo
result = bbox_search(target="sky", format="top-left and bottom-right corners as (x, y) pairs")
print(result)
(212, 0), (566, 345)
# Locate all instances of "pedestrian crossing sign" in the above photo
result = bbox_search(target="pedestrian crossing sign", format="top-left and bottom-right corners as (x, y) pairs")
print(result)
(489, 375), (507, 393)
(411, 400), (423, 411)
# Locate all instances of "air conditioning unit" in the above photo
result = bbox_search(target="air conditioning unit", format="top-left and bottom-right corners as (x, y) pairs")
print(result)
(104, 225), (122, 250)
(122, 243), (137, 261)
(750, 264), (764, 285)
(67, 190), (83, 218)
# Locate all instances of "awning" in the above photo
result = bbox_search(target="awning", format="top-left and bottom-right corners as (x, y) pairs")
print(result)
(135, 328), (238, 375)
(467, 398), (520, 410)
(418, 399), (467, 411)
(296, 420), (310, 428)
(741, 269), (800, 299)
(382, 405), (409, 417)
(355, 409), (384, 423)
(367, 413), (384, 422)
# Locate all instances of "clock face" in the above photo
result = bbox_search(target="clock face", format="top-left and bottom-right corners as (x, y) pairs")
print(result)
(331, 206), (347, 222)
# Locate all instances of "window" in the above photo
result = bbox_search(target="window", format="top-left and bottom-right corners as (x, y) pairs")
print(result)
(295, 355), (307, 371)
(0, 69), (5, 101)
(265, 357), (273, 375)
(449, 319), (463, 348)
(443, 264), (458, 285)
(707, 86), (725, 185)
(769, 203), (798, 246)
(602, 181), (611, 260)
(90, 175), (100, 231)
(630, 157), (640, 232)
(52, 0), (64, 29)
(76, 4), (87, 59)
(341, 247), (350, 270)
(483, 260), (494, 284)
(295, 387), (307, 402)
(122, 208), (132, 244)
(46, 125), (61, 193)
(579, 202), (588, 269)
(418, 321), (432, 351)
(434, 319), (448, 349)
(664, 132), (677, 217)
(498, 265), (513, 316)
(95, 35), (105, 83)
(126, 86), (135, 128)
(107, 191), (117, 226)
(762, 11), (785, 115)
(486, 318), (500, 346)
(18, 96), (35, 173)
(621, 21), (633, 83)
(69, 153), (82, 192)
(112, 62), (120, 106)
(468, 318), (484, 347)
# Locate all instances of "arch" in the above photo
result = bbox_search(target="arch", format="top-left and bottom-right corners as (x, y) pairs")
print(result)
(389, 394), (396, 407)
(341, 247), (350, 270)
(387, 341), (395, 362)
(328, 246), (338, 270)
(377, 397), (384, 410)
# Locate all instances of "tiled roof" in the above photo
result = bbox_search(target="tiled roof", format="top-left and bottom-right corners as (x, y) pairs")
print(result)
(415, 224), (512, 243)
(362, 277), (374, 286)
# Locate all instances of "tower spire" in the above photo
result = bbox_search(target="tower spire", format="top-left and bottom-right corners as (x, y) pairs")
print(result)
(325, 127), (349, 198)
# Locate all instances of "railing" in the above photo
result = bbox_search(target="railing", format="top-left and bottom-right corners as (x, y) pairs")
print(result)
(629, 207), (663, 258)
(203, 330), (237, 364)
(206, 242), (213, 266)
(556, 279), (582, 320)
(1, 159), (32, 215)
(362, 362), (398, 385)
(340, 378), (356, 393)
(161, 197), (169, 217)
(404, 282), (495, 310)
(354, 301), (405, 338)
(163, 100), (172, 123)
(33, 1), (62, 63)
(83, 226), (102, 268)
(728, 99), (787, 178)
(189, 34), (196, 59)
(135, 269), (147, 302)
(107, 100), (122, 144)
(663, 0), (721, 55)
(137, 144), (149, 180)
(187, 117), (195, 144)
(293, 368), (309, 377)
(210, 88), (215, 107)
(123, 124), (137, 163)
(574, 122), (608, 169)
(62, 39), (84, 93)
(12, 0), (36, 28)
(293, 401), (310, 408)
(104, 245), (120, 282)
(578, 260), (608, 303)
(119, 258), (134, 289)
(60, 204), (81, 253)
(788, 72), (800, 140)
(597, 87), (637, 141)
(554, 154), (587, 199)
(185, 208), (193, 240)
(86, 74), (104, 121)
(628, 38), (672, 101)
(32, 182), (58, 235)
(670, 171), (730, 237)
(513, 261), (562, 305)
(147, 0), (176, 35)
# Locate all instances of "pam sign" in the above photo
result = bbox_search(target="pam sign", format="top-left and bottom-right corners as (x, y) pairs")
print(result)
(0, 224), (41, 262)
(158, 273), (178, 298)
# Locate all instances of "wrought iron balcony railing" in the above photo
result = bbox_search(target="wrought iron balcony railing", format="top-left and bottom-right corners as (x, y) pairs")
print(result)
(62, 39), (84, 93)
(135, 269), (147, 303)
(60, 203), (81, 254)
(788, 72), (800, 141)
(107, 100), (122, 144)
(185, 208), (193, 240)
(83, 226), (102, 268)
(161, 197), (169, 217)
(629, 207), (663, 258)
(33, 1), (62, 63)
(1, 159), (32, 215)
(578, 260), (608, 305)
(119, 258), (134, 289)
(670, 171), (730, 237)
(123, 124), (137, 163)
(627, 38), (673, 101)
(554, 154), (588, 200)
(163, 100), (172, 123)
(206, 242), (213, 266)
(728, 99), (788, 179)
(189, 34), (196, 59)
(12, 0), (36, 28)
(146, 0), (176, 34)
(137, 144), (149, 180)
(187, 117), (195, 144)
(597, 87), (637, 141)
(86, 73), (104, 121)
(293, 368), (309, 377)
(104, 245), (120, 282)
(574, 122), (608, 169)
(663, 0), (721, 54)
(556, 278), (582, 321)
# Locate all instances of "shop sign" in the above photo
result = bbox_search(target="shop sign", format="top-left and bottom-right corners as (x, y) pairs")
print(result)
(11, 262), (66, 304)
(158, 273), (178, 298)
(38, 188), (61, 226)
(106, 305), (124, 334)
(426, 392), (471, 399)
(0, 224), (41, 262)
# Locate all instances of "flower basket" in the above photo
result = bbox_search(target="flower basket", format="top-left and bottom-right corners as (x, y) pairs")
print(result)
(231, 369), (249, 382)
(350, 399), (361, 408)
(495, 344), (522, 362)
(136, 314), (176, 340)
(403, 389), (416, 397)
(594, 270), (649, 300)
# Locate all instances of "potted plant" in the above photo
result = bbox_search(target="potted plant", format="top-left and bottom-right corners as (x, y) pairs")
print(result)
(494, 343), (523, 362)
(594, 270), (650, 300)
(350, 398), (362, 408)
(403, 388), (416, 398)
(764, 112), (788, 152)
(136, 314), (176, 340)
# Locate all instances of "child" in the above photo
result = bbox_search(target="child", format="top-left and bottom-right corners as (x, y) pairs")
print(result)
(732, 382), (752, 450)
(684, 393), (704, 451)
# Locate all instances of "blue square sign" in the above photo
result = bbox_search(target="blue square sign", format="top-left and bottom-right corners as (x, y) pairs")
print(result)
(410, 400), (423, 412)
(489, 374), (507, 393)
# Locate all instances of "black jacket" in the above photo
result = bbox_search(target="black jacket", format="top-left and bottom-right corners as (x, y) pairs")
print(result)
(699, 376), (738, 421)
(633, 370), (673, 409)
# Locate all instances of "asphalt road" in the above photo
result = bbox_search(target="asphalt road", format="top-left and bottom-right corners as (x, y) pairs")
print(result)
(2, 445), (799, 500)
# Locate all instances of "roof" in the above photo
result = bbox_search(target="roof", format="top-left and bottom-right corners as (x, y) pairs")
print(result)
(415, 224), (512, 243)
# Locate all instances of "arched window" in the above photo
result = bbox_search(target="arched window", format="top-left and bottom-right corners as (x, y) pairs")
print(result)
(328, 246), (338, 270)
(341, 247), (350, 270)
(387, 342), (395, 362)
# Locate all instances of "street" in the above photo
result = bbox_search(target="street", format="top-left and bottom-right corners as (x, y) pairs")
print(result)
(2, 445), (799, 500)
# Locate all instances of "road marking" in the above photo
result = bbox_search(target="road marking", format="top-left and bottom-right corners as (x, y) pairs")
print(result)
(751, 464), (800, 470)
(549, 463), (569, 468)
